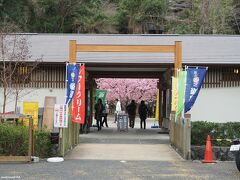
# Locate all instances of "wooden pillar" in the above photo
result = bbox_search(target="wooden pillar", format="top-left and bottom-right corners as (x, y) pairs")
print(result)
(69, 40), (80, 144)
(60, 40), (79, 156)
(28, 116), (33, 158)
(158, 77), (163, 127)
(69, 40), (77, 63)
(162, 89), (166, 118)
(89, 76), (93, 127)
(174, 41), (182, 77)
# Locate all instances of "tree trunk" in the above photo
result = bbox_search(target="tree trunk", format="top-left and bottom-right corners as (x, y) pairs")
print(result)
(14, 91), (19, 113)
(3, 87), (7, 113)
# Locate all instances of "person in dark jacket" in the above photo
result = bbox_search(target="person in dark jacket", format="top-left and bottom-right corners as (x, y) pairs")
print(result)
(126, 100), (137, 128)
(102, 101), (109, 128)
(138, 100), (148, 129)
(147, 103), (153, 118)
(94, 98), (104, 131)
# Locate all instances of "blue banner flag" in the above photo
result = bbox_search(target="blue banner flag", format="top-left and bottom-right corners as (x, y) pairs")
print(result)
(66, 64), (80, 107)
(184, 67), (207, 113)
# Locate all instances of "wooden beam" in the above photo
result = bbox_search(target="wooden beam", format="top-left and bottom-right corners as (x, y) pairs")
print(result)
(0, 156), (31, 162)
(69, 40), (77, 63)
(174, 41), (182, 77)
(90, 71), (162, 78)
(77, 45), (175, 53)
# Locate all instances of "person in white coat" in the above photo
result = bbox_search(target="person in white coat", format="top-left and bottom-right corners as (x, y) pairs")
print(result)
(114, 99), (121, 123)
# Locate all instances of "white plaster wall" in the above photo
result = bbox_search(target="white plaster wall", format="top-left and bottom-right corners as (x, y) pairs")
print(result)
(0, 88), (65, 113)
(1, 87), (240, 123)
(190, 87), (240, 123)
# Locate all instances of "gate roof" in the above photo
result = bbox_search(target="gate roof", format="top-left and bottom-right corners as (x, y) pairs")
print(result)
(26, 34), (240, 65)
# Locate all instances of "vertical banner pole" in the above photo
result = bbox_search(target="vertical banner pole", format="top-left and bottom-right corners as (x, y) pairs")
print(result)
(61, 62), (69, 156)
(174, 41), (182, 77)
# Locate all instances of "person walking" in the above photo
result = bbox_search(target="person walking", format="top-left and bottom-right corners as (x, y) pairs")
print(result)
(126, 100), (137, 128)
(114, 99), (121, 123)
(138, 100), (148, 129)
(102, 101), (109, 128)
(94, 98), (104, 131)
(147, 102), (153, 118)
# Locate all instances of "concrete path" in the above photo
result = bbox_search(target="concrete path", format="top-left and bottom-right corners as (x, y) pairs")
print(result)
(65, 144), (181, 161)
(65, 117), (182, 161)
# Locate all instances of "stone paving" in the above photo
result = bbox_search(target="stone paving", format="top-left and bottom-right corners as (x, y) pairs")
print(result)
(66, 117), (180, 161)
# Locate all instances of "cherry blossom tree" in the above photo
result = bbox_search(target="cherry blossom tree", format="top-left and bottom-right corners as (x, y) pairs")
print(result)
(95, 78), (158, 108)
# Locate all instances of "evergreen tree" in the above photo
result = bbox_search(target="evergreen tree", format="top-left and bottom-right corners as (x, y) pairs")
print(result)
(167, 0), (235, 34)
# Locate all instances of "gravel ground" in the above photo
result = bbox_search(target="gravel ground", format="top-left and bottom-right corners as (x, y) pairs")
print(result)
(0, 159), (239, 180)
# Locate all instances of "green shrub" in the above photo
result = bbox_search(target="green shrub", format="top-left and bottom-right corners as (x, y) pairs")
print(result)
(34, 129), (53, 158)
(0, 123), (53, 158)
(0, 123), (28, 156)
(191, 121), (240, 146)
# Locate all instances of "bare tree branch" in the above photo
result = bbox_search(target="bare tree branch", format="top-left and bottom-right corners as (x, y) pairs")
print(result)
(0, 23), (42, 113)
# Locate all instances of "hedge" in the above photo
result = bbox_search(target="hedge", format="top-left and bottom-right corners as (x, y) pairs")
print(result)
(191, 121), (240, 146)
(0, 123), (53, 158)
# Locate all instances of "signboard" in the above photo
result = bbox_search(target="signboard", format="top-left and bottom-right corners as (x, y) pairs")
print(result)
(95, 89), (107, 105)
(72, 64), (85, 124)
(54, 104), (68, 128)
(66, 63), (80, 107)
(23, 102), (38, 128)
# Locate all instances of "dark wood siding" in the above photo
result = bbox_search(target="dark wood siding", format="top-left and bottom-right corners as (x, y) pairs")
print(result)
(202, 65), (240, 88)
(26, 64), (66, 88)
(1, 63), (240, 89)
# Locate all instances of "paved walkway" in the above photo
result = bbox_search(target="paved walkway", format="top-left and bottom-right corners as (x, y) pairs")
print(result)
(65, 117), (182, 161)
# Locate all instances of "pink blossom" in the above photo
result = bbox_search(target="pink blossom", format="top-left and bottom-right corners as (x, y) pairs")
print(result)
(95, 78), (158, 107)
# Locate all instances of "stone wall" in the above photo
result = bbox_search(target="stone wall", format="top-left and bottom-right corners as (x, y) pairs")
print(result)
(191, 145), (235, 161)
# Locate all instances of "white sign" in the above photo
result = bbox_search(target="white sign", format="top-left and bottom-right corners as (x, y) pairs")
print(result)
(54, 104), (68, 128)
(230, 144), (240, 151)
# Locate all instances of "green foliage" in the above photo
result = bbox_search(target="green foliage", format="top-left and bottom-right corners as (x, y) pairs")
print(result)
(167, 0), (235, 34)
(0, 123), (28, 156)
(34, 129), (53, 158)
(191, 121), (240, 147)
(0, 123), (53, 158)
(115, 0), (168, 33)
(0, 0), (109, 33)
(0, 0), (34, 31)
(72, 0), (108, 33)
(0, 0), (238, 34)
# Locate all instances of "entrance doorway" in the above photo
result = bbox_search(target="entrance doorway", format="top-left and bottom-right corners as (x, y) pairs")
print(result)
(68, 69), (178, 161)
(63, 40), (183, 160)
